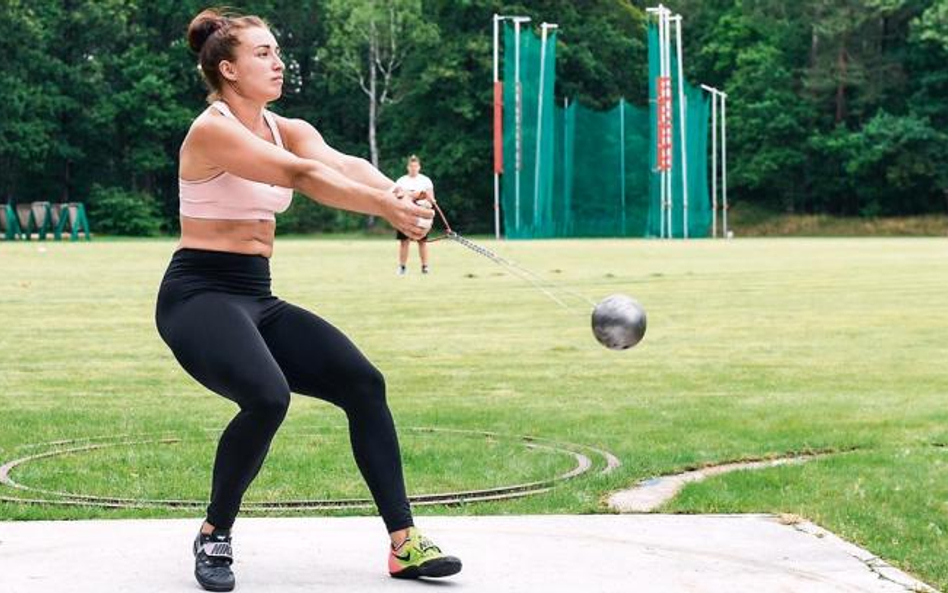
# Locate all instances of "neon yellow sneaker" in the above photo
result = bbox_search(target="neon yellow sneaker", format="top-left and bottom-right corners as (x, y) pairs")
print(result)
(388, 527), (462, 579)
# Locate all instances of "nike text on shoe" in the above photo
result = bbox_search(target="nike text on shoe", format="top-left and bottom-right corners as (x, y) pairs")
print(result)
(193, 529), (236, 592)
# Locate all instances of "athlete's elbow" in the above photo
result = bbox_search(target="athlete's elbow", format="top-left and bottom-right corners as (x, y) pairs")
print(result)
(289, 159), (326, 190)
(340, 155), (370, 178)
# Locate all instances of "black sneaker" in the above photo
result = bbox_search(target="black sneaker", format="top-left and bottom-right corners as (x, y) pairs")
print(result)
(193, 528), (235, 592)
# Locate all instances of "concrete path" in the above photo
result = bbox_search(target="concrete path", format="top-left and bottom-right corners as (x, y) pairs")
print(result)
(607, 455), (817, 513)
(0, 515), (939, 593)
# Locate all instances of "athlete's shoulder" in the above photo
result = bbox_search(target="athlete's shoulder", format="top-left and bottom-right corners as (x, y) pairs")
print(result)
(186, 107), (232, 144)
(271, 114), (321, 149)
(269, 112), (312, 132)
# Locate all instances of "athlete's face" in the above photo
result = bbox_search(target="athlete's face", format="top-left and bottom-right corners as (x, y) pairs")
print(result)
(220, 27), (284, 102)
(407, 161), (421, 176)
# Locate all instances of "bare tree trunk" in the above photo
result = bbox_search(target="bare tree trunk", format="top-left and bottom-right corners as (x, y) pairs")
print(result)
(804, 25), (817, 214)
(368, 39), (379, 169)
(62, 160), (71, 202)
(807, 5), (820, 101)
(835, 39), (848, 124)
(1, 156), (12, 202)
(366, 35), (379, 228)
(880, 15), (888, 54)
(810, 26), (819, 73)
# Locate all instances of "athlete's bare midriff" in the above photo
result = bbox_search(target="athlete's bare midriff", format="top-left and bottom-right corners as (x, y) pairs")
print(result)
(177, 216), (276, 258)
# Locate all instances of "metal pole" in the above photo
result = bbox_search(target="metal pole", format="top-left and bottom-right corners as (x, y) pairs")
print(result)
(533, 24), (546, 234)
(711, 90), (718, 238)
(649, 7), (660, 237)
(673, 15), (688, 239)
(702, 84), (726, 239)
(666, 155), (672, 239)
(654, 6), (667, 239)
(663, 8), (668, 239)
(722, 92), (728, 238)
(658, 15), (668, 239)
(514, 19), (523, 233)
(663, 9), (672, 239)
(534, 23), (557, 236)
(648, 5), (676, 239)
(493, 14), (500, 240)
(619, 97), (626, 235)
(492, 15), (500, 94)
(563, 96), (570, 234)
(493, 16), (530, 240)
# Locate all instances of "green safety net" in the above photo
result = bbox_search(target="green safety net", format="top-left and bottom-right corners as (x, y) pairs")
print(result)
(501, 24), (558, 238)
(500, 22), (710, 238)
(647, 23), (711, 238)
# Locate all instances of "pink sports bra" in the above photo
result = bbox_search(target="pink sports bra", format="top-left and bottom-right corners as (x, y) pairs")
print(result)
(179, 101), (294, 221)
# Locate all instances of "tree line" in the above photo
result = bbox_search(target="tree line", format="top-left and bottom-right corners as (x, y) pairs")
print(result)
(1, 0), (945, 236)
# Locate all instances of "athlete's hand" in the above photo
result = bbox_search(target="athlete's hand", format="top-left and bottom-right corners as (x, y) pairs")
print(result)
(383, 188), (433, 240)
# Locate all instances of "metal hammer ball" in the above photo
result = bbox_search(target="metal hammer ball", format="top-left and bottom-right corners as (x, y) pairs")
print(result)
(592, 294), (647, 350)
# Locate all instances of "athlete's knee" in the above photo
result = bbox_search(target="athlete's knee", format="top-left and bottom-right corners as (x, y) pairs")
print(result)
(347, 364), (387, 411)
(242, 376), (291, 422)
(260, 391), (290, 422)
(360, 364), (387, 401)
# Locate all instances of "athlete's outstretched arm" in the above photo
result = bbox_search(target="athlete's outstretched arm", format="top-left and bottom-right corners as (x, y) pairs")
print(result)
(187, 115), (431, 238)
(280, 117), (397, 191)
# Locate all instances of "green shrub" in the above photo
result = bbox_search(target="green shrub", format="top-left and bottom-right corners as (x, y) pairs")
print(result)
(88, 185), (164, 236)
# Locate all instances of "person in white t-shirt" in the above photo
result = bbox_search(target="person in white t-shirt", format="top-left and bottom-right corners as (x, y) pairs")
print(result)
(395, 155), (436, 275)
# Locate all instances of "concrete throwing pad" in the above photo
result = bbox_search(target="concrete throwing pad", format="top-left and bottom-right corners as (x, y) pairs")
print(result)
(0, 514), (938, 593)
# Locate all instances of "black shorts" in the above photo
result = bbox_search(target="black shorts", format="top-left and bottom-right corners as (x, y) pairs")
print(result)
(396, 230), (429, 242)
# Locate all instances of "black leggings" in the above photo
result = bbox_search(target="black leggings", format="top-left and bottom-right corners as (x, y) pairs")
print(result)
(155, 248), (413, 532)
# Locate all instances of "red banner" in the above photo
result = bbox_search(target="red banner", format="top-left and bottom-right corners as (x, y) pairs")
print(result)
(493, 81), (503, 174)
(657, 76), (673, 171)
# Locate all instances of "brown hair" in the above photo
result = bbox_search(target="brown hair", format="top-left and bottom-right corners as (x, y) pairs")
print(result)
(408, 155), (420, 164)
(187, 8), (269, 102)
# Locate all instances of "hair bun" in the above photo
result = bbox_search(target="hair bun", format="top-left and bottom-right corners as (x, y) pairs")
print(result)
(187, 9), (227, 54)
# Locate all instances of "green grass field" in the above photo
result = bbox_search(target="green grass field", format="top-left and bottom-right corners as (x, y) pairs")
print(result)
(1, 237), (946, 587)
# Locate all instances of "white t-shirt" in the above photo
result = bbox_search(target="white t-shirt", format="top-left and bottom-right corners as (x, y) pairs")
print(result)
(395, 173), (434, 196)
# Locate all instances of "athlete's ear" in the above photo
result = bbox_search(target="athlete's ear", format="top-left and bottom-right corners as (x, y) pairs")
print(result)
(219, 60), (238, 82)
